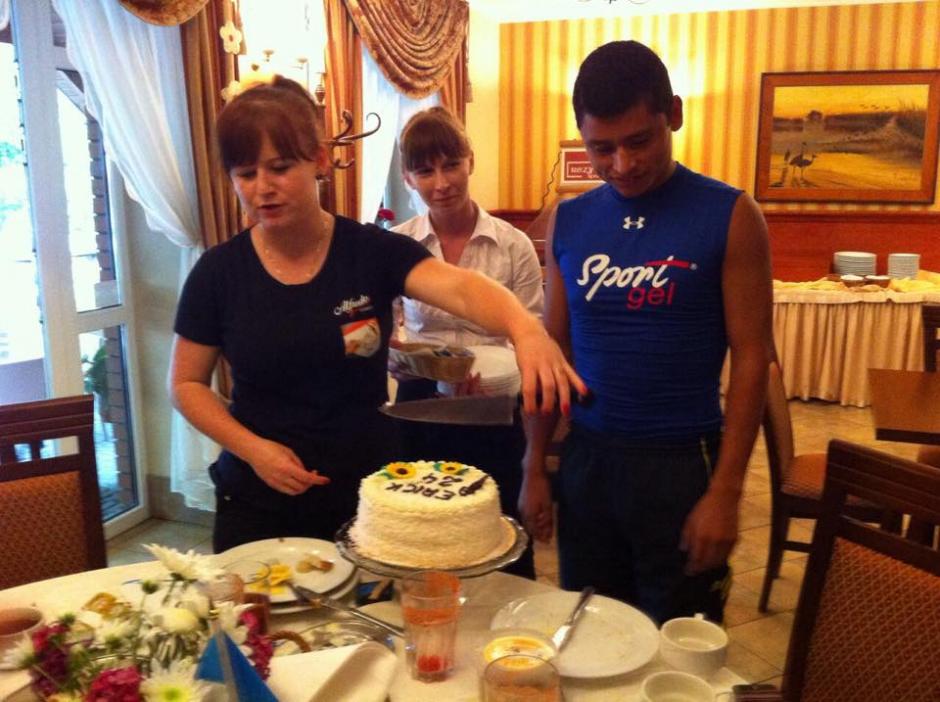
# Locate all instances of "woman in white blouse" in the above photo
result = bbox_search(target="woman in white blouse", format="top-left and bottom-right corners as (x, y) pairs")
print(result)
(392, 107), (543, 578)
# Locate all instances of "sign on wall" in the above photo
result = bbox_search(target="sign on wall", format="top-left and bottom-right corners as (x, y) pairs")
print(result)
(558, 140), (602, 193)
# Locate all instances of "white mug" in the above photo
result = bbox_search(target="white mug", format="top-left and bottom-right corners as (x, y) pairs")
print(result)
(641, 670), (716, 702)
(659, 613), (728, 678)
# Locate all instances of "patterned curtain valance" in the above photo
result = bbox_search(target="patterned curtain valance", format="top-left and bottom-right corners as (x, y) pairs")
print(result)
(345, 0), (468, 99)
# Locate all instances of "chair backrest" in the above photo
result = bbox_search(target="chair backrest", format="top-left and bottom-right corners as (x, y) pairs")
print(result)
(0, 395), (107, 588)
(924, 303), (940, 372)
(783, 439), (940, 702)
(762, 360), (795, 492)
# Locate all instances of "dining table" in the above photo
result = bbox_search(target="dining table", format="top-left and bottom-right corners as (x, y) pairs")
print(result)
(868, 368), (940, 445)
(0, 557), (748, 701)
(770, 286), (940, 407)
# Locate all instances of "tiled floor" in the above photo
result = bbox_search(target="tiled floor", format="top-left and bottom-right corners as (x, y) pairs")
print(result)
(108, 399), (921, 685)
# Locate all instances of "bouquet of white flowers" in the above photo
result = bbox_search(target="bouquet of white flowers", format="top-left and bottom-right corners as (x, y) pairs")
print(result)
(3, 544), (273, 701)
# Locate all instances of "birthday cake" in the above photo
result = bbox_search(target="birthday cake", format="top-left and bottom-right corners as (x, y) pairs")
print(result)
(349, 460), (513, 569)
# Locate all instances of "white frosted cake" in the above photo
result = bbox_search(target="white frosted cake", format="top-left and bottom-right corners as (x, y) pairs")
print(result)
(349, 460), (512, 569)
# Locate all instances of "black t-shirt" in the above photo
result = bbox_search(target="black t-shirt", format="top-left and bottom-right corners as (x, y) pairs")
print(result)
(174, 216), (431, 453)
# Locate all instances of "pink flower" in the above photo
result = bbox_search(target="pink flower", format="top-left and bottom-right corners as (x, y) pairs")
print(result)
(31, 622), (68, 652)
(377, 208), (395, 221)
(30, 623), (71, 695)
(239, 609), (261, 634)
(246, 630), (274, 680)
(84, 666), (142, 701)
(237, 610), (273, 680)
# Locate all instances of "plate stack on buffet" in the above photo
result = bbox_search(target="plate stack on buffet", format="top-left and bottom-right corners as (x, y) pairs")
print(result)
(437, 345), (521, 397)
(833, 251), (876, 276)
(887, 253), (920, 279)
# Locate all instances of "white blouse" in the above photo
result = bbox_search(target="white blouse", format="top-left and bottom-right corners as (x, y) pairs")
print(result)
(392, 207), (544, 348)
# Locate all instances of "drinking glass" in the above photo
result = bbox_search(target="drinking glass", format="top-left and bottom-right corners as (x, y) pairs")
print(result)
(205, 573), (245, 605)
(482, 654), (562, 702)
(400, 570), (462, 682)
(208, 560), (270, 605)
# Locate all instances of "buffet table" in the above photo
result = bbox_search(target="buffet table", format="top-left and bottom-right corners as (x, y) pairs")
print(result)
(0, 561), (746, 701)
(758, 285), (940, 408)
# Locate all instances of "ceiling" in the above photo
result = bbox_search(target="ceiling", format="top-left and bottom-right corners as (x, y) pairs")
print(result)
(470, 0), (924, 23)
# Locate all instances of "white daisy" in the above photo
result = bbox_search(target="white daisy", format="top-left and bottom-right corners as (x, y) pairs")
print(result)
(214, 601), (250, 645)
(1, 635), (35, 669)
(153, 607), (200, 635)
(95, 618), (135, 646)
(178, 590), (211, 620)
(140, 660), (210, 701)
(143, 544), (222, 583)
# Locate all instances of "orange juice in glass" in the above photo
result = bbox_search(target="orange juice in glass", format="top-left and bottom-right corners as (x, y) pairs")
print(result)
(400, 570), (462, 682)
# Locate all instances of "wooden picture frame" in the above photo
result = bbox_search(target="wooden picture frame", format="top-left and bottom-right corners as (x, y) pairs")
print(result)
(754, 70), (940, 203)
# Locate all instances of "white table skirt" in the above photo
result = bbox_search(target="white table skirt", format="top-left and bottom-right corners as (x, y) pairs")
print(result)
(0, 563), (746, 701)
(722, 289), (940, 408)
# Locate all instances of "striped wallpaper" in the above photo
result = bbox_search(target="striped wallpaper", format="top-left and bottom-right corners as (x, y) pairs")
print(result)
(498, 1), (940, 212)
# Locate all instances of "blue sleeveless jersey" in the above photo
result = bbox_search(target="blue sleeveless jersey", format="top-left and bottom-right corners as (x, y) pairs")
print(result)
(555, 164), (740, 439)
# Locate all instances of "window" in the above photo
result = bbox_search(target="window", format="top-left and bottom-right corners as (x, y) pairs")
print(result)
(2, 0), (146, 532)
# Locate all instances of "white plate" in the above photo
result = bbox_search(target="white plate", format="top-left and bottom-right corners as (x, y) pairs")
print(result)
(490, 591), (659, 678)
(268, 568), (359, 616)
(215, 537), (355, 604)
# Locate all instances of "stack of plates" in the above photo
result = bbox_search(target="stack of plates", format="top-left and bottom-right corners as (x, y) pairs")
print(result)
(888, 253), (920, 279)
(438, 345), (520, 397)
(833, 251), (876, 276)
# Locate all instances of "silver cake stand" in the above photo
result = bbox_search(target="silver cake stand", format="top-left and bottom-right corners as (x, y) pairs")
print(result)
(335, 516), (529, 580)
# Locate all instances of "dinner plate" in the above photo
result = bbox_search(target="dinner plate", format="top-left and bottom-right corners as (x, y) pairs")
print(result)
(490, 591), (659, 678)
(215, 537), (355, 604)
(268, 566), (359, 616)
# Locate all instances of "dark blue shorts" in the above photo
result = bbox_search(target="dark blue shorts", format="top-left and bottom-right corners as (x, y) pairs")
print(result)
(554, 424), (731, 624)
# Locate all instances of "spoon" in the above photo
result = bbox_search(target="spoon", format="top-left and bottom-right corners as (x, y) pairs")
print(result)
(551, 586), (595, 651)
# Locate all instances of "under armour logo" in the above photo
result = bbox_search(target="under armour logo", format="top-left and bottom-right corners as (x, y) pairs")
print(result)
(623, 216), (646, 230)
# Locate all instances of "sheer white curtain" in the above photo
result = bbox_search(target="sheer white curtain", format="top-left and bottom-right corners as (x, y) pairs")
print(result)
(52, 0), (219, 511)
(0, 0), (10, 31)
(359, 46), (438, 224)
(52, 0), (199, 246)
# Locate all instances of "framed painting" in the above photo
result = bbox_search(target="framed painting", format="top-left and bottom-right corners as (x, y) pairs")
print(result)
(754, 70), (940, 203)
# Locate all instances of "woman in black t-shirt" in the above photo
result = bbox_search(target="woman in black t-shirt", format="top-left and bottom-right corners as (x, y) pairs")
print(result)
(169, 76), (586, 552)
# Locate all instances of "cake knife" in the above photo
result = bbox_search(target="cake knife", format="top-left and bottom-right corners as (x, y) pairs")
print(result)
(551, 586), (594, 651)
(380, 389), (594, 427)
(379, 394), (516, 426)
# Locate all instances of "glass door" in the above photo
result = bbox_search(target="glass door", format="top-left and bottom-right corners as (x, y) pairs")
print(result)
(3, 0), (148, 535)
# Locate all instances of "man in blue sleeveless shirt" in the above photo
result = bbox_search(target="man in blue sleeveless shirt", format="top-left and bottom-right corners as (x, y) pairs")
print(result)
(520, 40), (773, 624)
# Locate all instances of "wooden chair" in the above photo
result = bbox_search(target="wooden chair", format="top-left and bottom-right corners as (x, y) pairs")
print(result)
(758, 360), (884, 612)
(916, 304), (940, 466)
(0, 395), (107, 588)
(781, 439), (940, 702)
(922, 303), (940, 373)
(907, 304), (940, 545)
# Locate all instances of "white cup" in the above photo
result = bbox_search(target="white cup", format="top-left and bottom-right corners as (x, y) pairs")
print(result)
(659, 613), (728, 678)
(0, 606), (43, 661)
(641, 670), (715, 702)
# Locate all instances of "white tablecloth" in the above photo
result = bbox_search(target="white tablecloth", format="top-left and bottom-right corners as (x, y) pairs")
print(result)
(772, 289), (940, 407)
(0, 563), (746, 701)
(721, 289), (940, 407)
